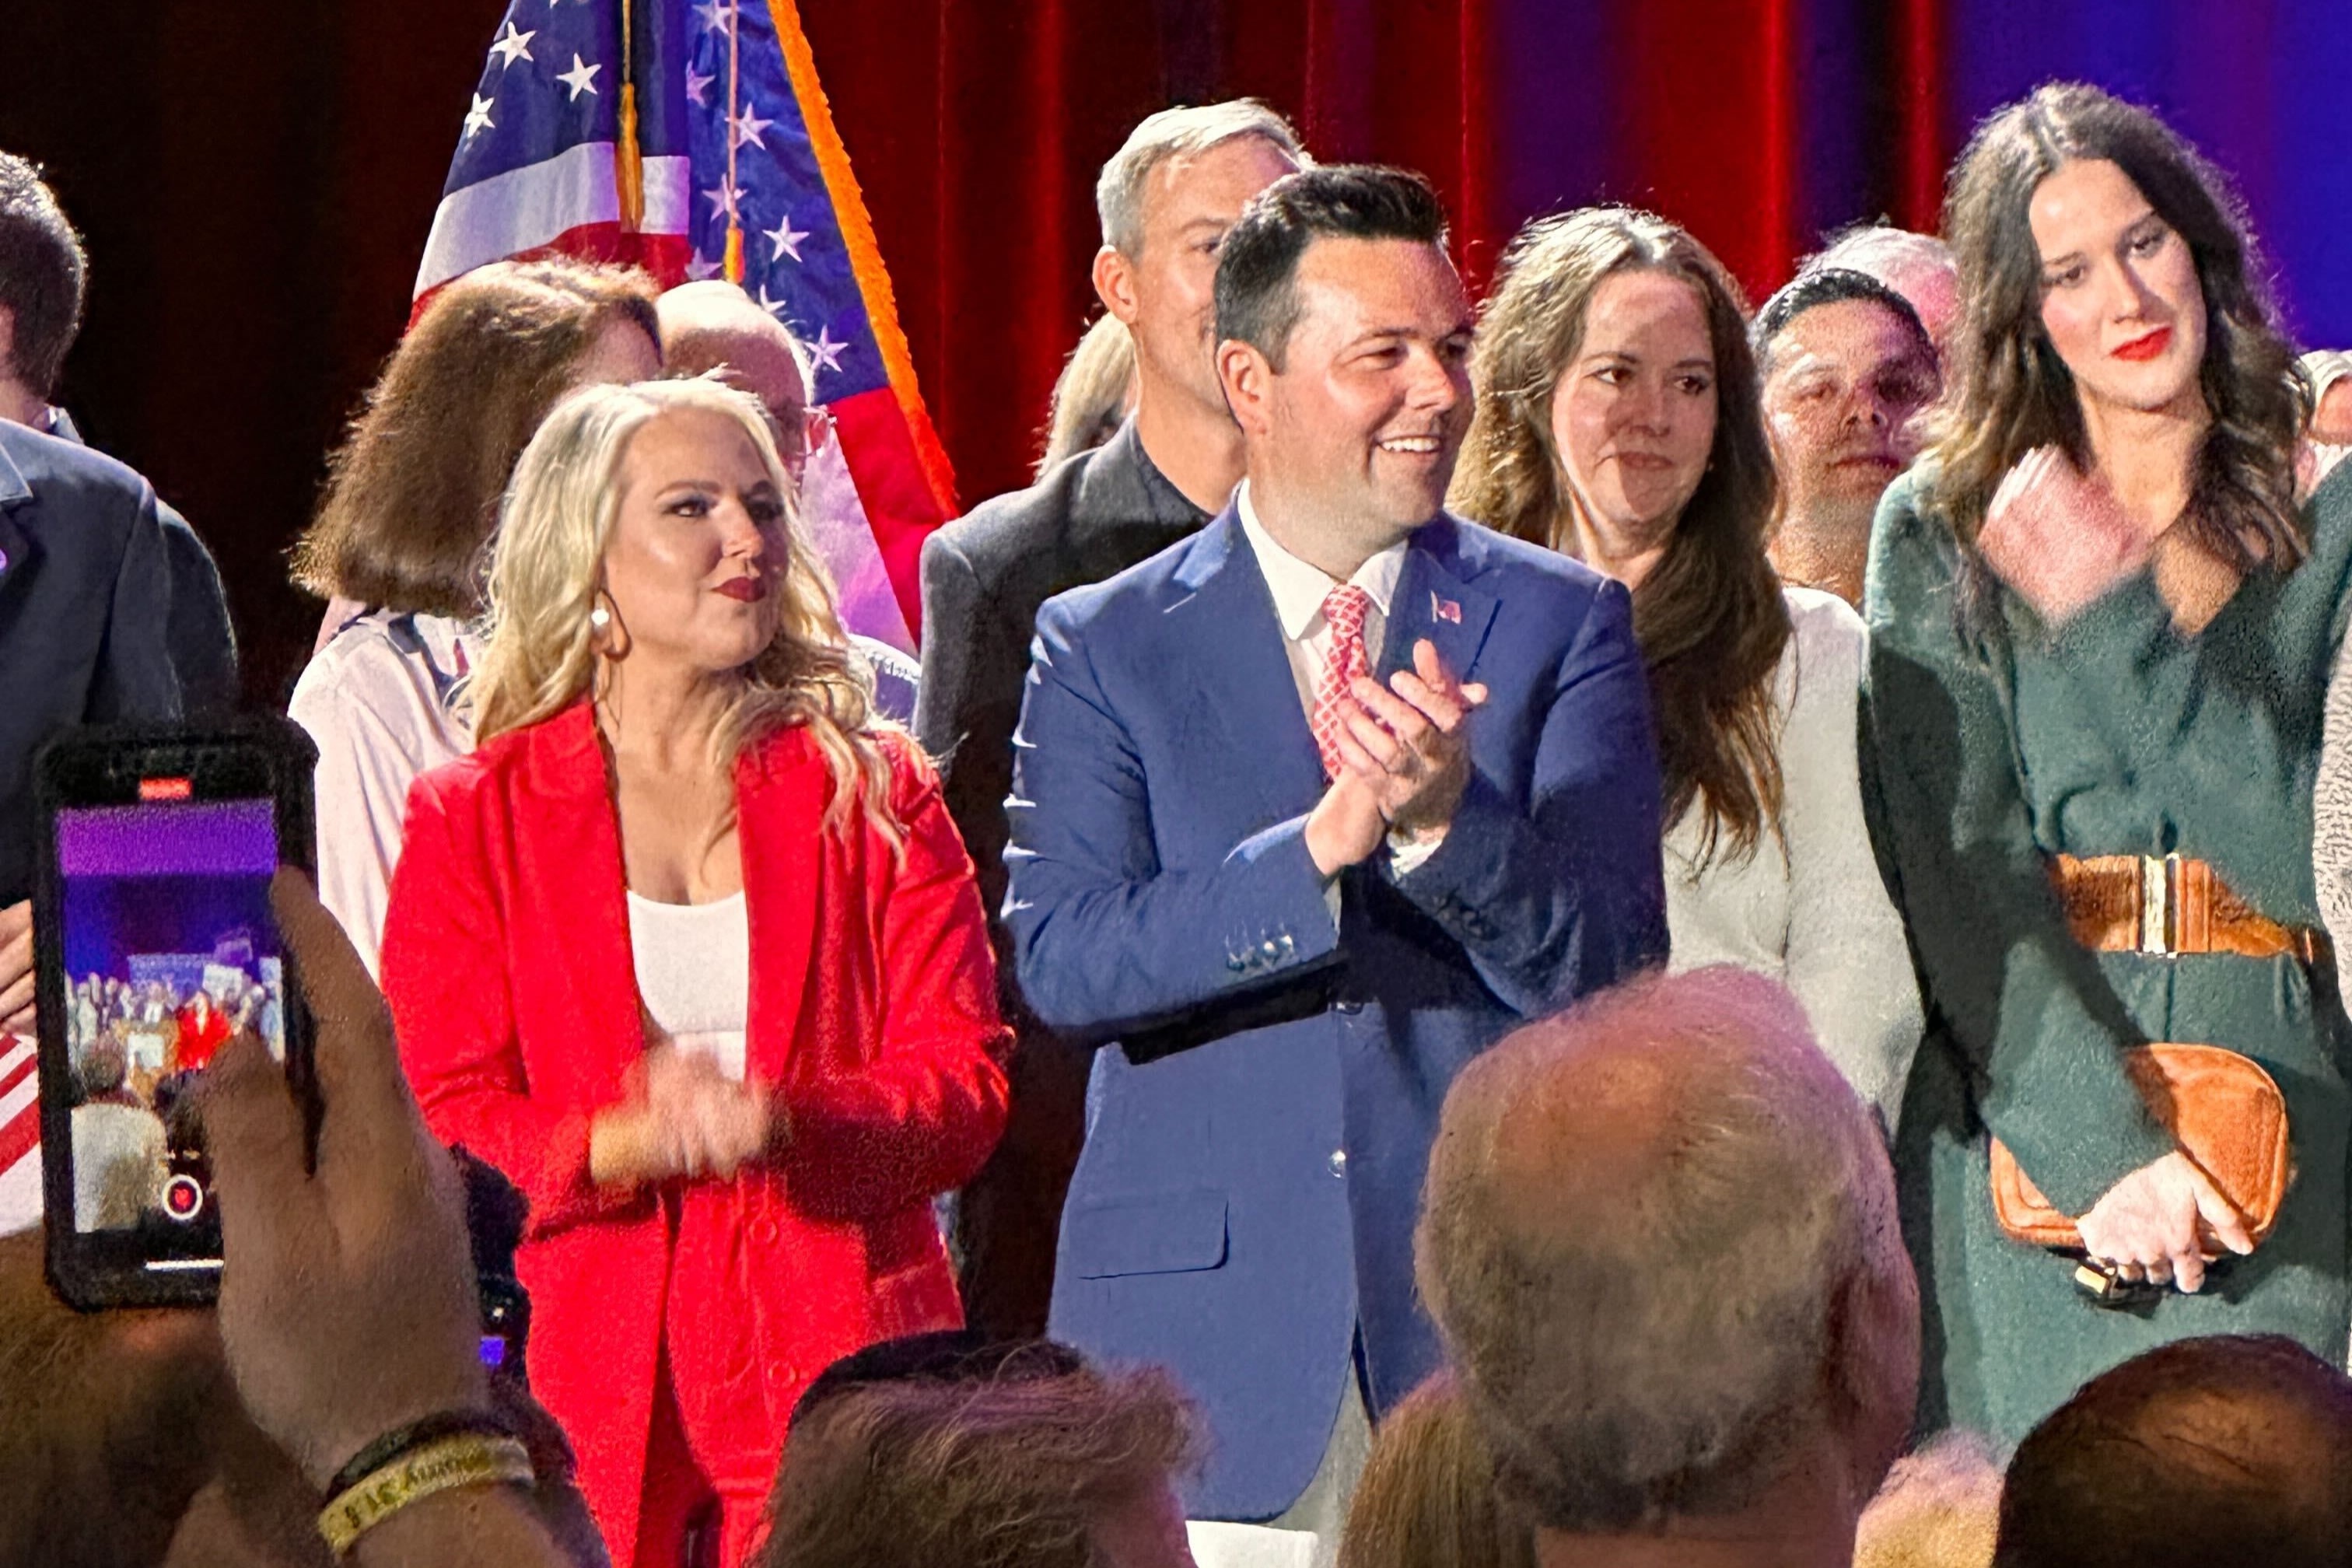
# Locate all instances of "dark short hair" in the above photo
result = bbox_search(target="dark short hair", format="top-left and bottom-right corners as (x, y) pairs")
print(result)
(1215, 163), (1449, 368)
(0, 153), (88, 398)
(1996, 1334), (2352, 1568)
(1752, 266), (1933, 375)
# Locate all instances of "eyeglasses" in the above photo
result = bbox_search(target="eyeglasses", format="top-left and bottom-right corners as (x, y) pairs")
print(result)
(776, 404), (836, 485)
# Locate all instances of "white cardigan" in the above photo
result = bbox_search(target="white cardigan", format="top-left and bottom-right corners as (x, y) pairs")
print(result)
(1662, 587), (1923, 1130)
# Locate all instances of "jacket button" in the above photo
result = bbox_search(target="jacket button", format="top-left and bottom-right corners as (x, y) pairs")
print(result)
(1328, 1149), (1348, 1178)
(1262, 938), (1281, 959)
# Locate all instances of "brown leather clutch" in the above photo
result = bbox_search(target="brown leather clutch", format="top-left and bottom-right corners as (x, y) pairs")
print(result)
(1989, 1042), (2291, 1250)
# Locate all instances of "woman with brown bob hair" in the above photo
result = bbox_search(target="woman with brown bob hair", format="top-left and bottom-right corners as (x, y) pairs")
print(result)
(1864, 82), (2352, 1444)
(287, 257), (661, 978)
(1451, 207), (1921, 1128)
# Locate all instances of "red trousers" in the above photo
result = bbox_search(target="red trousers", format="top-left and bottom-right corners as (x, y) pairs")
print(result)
(633, 1368), (771, 1568)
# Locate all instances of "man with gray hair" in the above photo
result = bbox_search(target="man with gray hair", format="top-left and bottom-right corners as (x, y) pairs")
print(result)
(1416, 966), (1921, 1568)
(915, 99), (1305, 1337)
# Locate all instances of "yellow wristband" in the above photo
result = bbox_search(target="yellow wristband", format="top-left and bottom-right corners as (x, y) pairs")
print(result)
(317, 1433), (536, 1557)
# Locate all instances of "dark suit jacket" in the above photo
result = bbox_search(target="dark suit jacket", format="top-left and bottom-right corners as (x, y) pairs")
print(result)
(1006, 505), (1668, 1518)
(46, 408), (239, 714)
(915, 419), (1210, 1334)
(0, 421), (183, 903)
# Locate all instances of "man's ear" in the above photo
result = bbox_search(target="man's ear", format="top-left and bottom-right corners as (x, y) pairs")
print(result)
(0, 303), (16, 382)
(1092, 246), (1139, 328)
(1218, 339), (1274, 438)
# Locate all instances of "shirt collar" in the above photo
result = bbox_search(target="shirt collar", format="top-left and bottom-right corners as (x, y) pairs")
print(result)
(1235, 480), (1407, 642)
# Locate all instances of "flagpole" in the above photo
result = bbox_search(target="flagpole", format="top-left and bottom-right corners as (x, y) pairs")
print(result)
(616, 0), (645, 231)
(723, 0), (745, 281)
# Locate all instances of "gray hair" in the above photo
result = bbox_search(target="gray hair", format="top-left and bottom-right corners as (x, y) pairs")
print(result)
(1815, 224), (1956, 292)
(657, 278), (817, 403)
(1415, 967), (1916, 1533)
(1094, 99), (1306, 258)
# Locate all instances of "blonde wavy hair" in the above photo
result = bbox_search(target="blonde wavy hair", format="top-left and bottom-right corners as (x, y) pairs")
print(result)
(468, 376), (898, 841)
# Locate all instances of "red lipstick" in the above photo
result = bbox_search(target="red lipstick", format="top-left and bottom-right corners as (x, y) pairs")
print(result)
(2112, 326), (2172, 362)
(714, 576), (767, 602)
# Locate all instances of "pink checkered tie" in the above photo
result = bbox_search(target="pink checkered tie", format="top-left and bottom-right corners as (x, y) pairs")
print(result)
(1311, 585), (1374, 780)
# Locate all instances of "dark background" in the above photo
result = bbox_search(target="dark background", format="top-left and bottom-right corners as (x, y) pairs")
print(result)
(5, 0), (2346, 707)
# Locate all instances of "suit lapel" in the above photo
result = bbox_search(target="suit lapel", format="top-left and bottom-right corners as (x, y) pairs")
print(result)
(1169, 512), (1329, 820)
(0, 440), (30, 591)
(520, 705), (646, 1088)
(1381, 520), (1501, 689)
(734, 730), (823, 1082)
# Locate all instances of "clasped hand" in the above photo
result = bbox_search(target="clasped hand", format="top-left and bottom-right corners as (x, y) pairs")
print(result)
(592, 1046), (772, 1188)
(1306, 639), (1488, 876)
(2074, 1149), (2256, 1294)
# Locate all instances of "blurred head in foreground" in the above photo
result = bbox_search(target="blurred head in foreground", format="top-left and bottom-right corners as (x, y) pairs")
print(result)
(1416, 966), (1920, 1566)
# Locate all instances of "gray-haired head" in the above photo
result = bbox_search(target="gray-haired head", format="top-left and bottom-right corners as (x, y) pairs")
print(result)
(1096, 99), (1307, 259)
(1416, 966), (1920, 1538)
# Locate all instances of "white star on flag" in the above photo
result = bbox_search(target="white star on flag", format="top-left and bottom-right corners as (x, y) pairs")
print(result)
(693, 0), (733, 35)
(555, 54), (602, 100)
(754, 284), (789, 320)
(764, 215), (808, 262)
(701, 173), (744, 222)
(463, 92), (496, 140)
(488, 21), (535, 67)
(685, 66), (716, 107)
(730, 107), (776, 151)
(808, 327), (848, 375)
(684, 251), (723, 282)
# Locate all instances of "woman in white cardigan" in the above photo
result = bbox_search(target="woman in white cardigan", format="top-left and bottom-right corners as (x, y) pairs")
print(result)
(1449, 206), (1922, 1128)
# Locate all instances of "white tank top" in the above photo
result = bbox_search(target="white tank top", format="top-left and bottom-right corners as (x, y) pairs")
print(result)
(626, 890), (751, 1082)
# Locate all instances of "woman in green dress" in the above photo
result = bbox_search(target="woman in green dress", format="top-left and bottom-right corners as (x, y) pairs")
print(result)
(1866, 82), (2352, 1443)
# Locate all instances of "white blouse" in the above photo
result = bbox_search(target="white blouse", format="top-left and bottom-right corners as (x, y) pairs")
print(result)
(288, 611), (481, 981)
(1662, 587), (1923, 1130)
(627, 891), (751, 1082)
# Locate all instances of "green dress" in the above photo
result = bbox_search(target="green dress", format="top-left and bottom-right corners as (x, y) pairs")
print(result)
(1864, 460), (2352, 1444)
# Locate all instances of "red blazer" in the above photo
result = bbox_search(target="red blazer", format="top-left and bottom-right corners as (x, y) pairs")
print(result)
(380, 702), (1010, 1559)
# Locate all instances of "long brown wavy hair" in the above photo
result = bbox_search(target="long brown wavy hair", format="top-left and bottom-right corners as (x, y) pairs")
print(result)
(1927, 82), (2306, 586)
(1451, 208), (1788, 865)
(291, 257), (661, 617)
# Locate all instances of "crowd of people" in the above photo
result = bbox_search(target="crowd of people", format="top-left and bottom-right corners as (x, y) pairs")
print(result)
(4, 70), (2352, 1568)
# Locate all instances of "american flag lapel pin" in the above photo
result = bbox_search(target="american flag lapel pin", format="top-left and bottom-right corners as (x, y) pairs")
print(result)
(1430, 590), (1461, 624)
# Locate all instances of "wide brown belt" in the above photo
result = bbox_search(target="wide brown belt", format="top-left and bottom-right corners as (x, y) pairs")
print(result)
(2049, 853), (2330, 967)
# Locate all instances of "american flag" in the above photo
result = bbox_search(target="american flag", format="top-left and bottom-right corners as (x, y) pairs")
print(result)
(413, 0), (955, 649)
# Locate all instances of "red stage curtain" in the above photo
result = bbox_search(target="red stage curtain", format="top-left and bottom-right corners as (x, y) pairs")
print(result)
(800, 0), (1946, 516)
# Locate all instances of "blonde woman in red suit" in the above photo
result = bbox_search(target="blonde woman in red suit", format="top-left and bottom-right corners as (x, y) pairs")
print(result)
(380, 376), (1012, 1568)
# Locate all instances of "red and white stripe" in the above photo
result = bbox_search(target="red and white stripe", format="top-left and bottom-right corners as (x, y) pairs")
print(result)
(414, 143), (692, 297)
(0, 1034), (43, 1230)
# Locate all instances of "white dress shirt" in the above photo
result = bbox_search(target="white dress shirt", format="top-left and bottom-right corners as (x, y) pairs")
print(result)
(1235, 485), (1443, 892)
(1661, 587), (1923, 1129)
(288, 610), (482, 981)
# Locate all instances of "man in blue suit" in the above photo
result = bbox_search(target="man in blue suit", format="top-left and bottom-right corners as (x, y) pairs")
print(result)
(1003, 166), (1668, 1549)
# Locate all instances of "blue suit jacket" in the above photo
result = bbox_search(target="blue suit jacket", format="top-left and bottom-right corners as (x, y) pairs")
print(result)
(0, 422), (182, 904)
(1004, 505), (1667, 1519)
